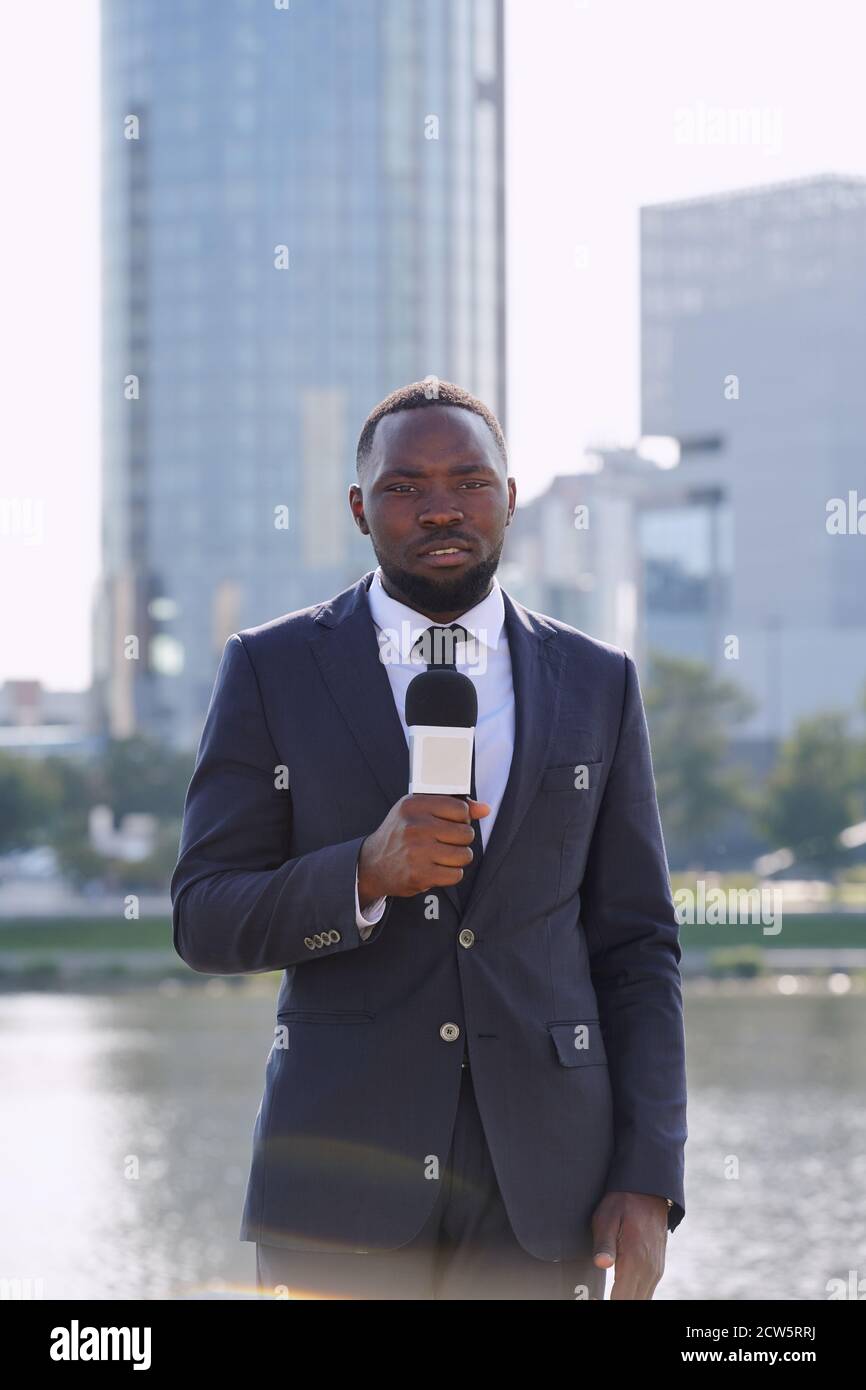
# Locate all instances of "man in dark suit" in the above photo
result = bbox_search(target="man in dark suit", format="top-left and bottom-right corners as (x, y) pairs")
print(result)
(171, 379), (687, 1301)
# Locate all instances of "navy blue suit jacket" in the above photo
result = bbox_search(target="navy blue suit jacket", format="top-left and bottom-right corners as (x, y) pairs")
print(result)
(170, 570), (687, 1259)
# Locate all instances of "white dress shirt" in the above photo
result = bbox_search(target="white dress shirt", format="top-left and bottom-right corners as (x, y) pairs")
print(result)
(353, 565), (516, 937)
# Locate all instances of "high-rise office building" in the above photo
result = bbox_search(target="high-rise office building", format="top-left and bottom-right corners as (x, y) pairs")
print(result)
(95, 0), (506, 748)
(640, 174), (866, 739)
(502, 451), (654, 661)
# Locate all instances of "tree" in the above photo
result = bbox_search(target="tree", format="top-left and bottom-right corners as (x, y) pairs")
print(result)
(93, 737), (195, 821)
(644, 651), (754, 868)
(0, 753), (61, 854)
(757, 713), (864, 874)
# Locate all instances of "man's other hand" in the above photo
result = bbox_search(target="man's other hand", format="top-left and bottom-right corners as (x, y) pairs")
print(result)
(591, 1190), (669, 1299)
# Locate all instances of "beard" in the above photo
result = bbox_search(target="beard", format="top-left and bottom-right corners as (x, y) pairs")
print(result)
(373, 539), (504, 616)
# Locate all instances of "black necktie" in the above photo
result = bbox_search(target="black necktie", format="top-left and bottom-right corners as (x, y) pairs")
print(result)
(412, 622), (470, 671)
(411, 624), (484, 913)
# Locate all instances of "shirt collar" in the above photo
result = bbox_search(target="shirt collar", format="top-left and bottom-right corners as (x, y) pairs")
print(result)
(367, 565), (505, 661)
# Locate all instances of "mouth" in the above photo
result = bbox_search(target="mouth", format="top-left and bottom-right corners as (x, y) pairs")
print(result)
(416, 541), (473, 568)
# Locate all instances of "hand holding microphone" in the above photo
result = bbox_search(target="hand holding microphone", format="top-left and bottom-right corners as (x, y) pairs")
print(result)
(357, 793), (490, 901)
(358, 624), (489, 901)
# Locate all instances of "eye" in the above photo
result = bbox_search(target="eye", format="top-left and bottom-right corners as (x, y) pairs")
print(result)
(387, 484), (418, 493)
(460, 480), (488, 488)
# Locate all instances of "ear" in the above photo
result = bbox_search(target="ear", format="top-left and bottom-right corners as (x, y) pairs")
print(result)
(348, 483), (370, 534)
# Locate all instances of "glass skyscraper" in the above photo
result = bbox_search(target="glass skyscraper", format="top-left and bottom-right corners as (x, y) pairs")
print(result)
(96, 0), (506, 748)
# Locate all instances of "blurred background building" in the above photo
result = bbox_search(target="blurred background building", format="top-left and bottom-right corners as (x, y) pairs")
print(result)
(94, 0), (507, 749)
(508, 174), (866, 748)
(503, 448), (653, 659)
(640, 174), (866, 742)
(0, 680), (93, 758)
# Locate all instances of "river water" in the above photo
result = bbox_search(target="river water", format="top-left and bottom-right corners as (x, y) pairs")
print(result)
(1, 982), (863, 1300)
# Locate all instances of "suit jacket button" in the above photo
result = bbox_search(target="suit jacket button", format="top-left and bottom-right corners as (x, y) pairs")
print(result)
(439, 1023), (460, 1042)
(329, 930), (341, 944)
(458, 929), (475, 948)
(312, 933), (323, 947)
(303, 936), (315, 950)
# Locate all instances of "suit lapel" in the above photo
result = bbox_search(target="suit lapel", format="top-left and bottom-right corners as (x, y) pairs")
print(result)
(462, 589), (565, 918)
(310, 572), (410, 815)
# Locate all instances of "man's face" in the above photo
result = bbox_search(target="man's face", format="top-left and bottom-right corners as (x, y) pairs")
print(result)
(349, 404), (516, 620)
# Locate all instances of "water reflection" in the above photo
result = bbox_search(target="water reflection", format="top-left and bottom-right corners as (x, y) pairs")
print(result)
(0, 985), (863, 1299)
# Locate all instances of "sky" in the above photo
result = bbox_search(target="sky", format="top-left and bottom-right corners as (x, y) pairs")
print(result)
(2, 0), (865, 690)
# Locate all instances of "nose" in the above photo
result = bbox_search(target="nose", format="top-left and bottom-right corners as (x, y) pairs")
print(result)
(418, 493), (464, 528)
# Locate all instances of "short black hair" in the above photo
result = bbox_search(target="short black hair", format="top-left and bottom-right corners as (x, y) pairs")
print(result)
(356, 377), (508, 475)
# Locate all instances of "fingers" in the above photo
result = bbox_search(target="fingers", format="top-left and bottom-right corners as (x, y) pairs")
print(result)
(426, 866), (466, 886)
(430, 796), (492, 821)
(410, 796), (488, 843)
(434, 825), (476, 848)
(402, 794), (491, 821)
(608, 1252), (644, 1301)
(399, 794), (485, 884)
(430, 839), (475, 861)
(424, 795), (481, 823)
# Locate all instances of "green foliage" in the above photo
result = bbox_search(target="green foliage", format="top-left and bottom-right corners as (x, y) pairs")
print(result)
(0, 738), (193, 886)
(110, 820), (184, 891)
(50, 831), (107, 889)
(93, 737), (195, 820)
(0, 752), (63, 853)
(708, 946), (765, 978)
(756, 713), (865, 872)
(644, 651), (754, 865)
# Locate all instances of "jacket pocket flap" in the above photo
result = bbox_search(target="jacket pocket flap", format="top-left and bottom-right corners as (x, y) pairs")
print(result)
(547, 1019), (608, 1066)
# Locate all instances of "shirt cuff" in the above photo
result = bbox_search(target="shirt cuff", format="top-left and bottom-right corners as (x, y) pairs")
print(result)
(354, 865), (388, 938)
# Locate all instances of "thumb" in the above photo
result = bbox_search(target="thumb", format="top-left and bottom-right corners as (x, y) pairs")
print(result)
(467, 799), (491, 818)
(592, 1217), (619, 1269)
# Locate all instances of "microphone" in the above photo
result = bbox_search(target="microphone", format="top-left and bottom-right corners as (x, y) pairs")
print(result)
(405, 667), (477, 796)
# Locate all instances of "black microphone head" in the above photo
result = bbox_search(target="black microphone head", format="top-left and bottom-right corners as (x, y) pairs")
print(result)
(405, 668), (477, 728)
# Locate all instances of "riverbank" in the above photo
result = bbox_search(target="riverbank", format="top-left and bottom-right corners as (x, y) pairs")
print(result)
(2, 914), (866, 987)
